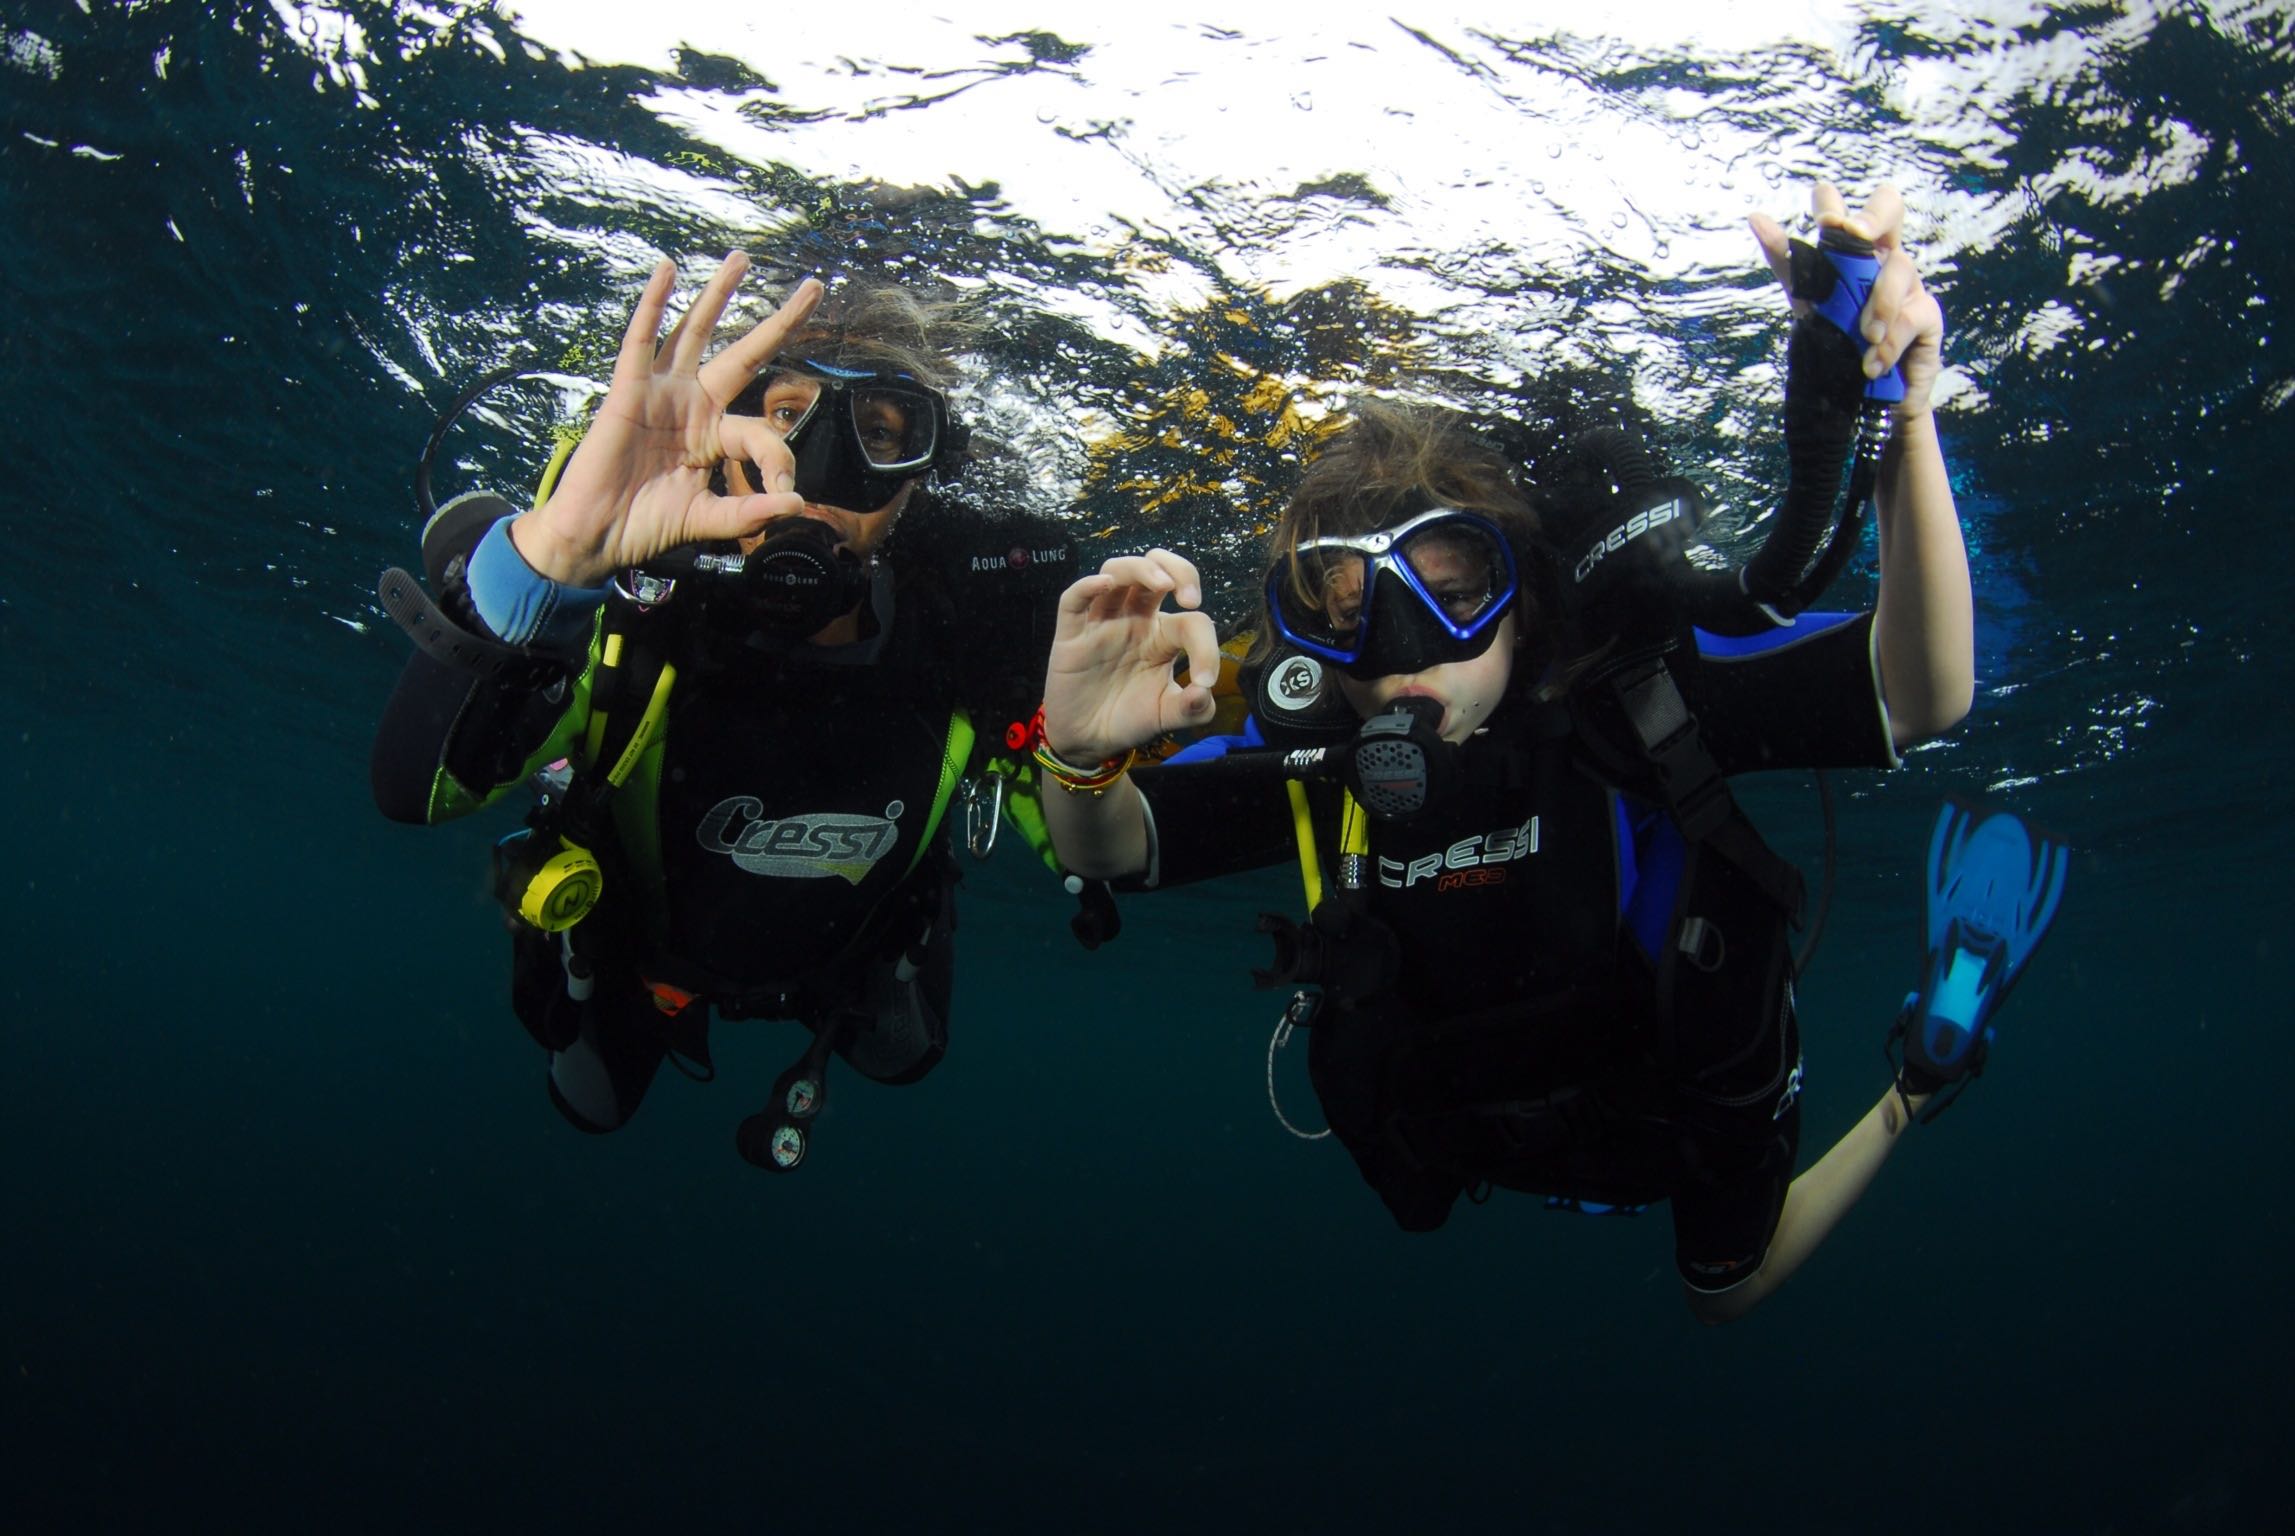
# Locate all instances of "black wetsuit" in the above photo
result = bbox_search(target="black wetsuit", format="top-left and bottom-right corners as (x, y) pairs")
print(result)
(371, 502), (1068, 1131)
(1129, 612), (1895, 1292)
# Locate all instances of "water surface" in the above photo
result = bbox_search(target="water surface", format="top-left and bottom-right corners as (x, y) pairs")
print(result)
(3, 3), (2288, 1530)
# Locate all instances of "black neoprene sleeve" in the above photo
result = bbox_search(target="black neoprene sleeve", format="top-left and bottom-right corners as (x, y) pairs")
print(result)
(370, 649), (567, 824)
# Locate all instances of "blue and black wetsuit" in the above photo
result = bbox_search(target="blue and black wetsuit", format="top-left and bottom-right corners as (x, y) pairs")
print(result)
(371, 500), (1070, 1133)
(1125, 611), (1897, 1293)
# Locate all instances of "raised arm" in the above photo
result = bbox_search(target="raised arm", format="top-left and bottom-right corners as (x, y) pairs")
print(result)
(1685, 1081), (1929, 1324)
(509, 254), (818, 588)
(1037, 549), (1222, 879)
(1753, 184), (1973, 748)
(374, 256), (822, 823)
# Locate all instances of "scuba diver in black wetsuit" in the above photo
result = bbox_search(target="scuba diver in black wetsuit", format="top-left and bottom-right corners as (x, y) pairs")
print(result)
(1034, 184), (2029, 1322)
(371, 255), (1083, 1171)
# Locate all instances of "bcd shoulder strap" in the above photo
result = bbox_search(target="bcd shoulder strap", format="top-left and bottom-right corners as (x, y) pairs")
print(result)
(1576, 652), (1804, 922)
(1574, 650), (1805, 1104)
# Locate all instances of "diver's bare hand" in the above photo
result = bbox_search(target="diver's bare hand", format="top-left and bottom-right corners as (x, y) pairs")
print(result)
(511, 256), (822, 588)
(1751, 182), (1946, 422)
(1043, 549), (1221, 764)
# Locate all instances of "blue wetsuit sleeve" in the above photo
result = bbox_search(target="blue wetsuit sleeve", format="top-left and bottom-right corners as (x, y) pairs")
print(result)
(1162, 715), (1267, 764)
(465, 515), (611, 657)
(1689, 609), (1862, 661)
(1680, 610), (1897, 772)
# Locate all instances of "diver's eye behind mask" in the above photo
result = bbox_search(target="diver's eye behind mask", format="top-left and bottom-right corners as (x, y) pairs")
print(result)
(1268, 507), (1521, 679)
(728, 360), (967, 513)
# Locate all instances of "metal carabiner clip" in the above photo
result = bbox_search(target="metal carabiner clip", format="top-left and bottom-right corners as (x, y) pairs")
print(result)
(962, 772), (1006, 860)
(1267, 989), (1330, 1141)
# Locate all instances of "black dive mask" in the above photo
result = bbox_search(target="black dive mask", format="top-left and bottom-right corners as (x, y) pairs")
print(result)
(731, 359), (968, 514)
(1268, 509), (1521, 681)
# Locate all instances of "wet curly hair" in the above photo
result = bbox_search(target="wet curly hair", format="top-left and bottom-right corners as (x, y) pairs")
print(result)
(774, 277), (977, 391)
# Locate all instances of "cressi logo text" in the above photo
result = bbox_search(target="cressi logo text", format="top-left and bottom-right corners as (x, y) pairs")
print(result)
(1574, 498), (1683, 584)
(694, 797), (905, 885)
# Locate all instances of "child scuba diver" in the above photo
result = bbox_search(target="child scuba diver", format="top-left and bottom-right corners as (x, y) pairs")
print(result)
(1034, 184), (2065, 1321)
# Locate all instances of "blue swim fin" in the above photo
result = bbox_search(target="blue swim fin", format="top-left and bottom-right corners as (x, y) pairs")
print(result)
(1886, 798), (2070, 1118)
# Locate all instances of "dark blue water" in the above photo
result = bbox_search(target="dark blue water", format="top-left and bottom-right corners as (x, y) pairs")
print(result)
(5, 3), (2290, 1531)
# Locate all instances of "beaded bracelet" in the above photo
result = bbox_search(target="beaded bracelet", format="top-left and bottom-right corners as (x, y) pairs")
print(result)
(1032, 739), (1138, 796)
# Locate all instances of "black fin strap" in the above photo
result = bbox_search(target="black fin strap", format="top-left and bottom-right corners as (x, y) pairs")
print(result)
(378, 566), (564, 688)
(1884, 1010), (1981, 1125)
